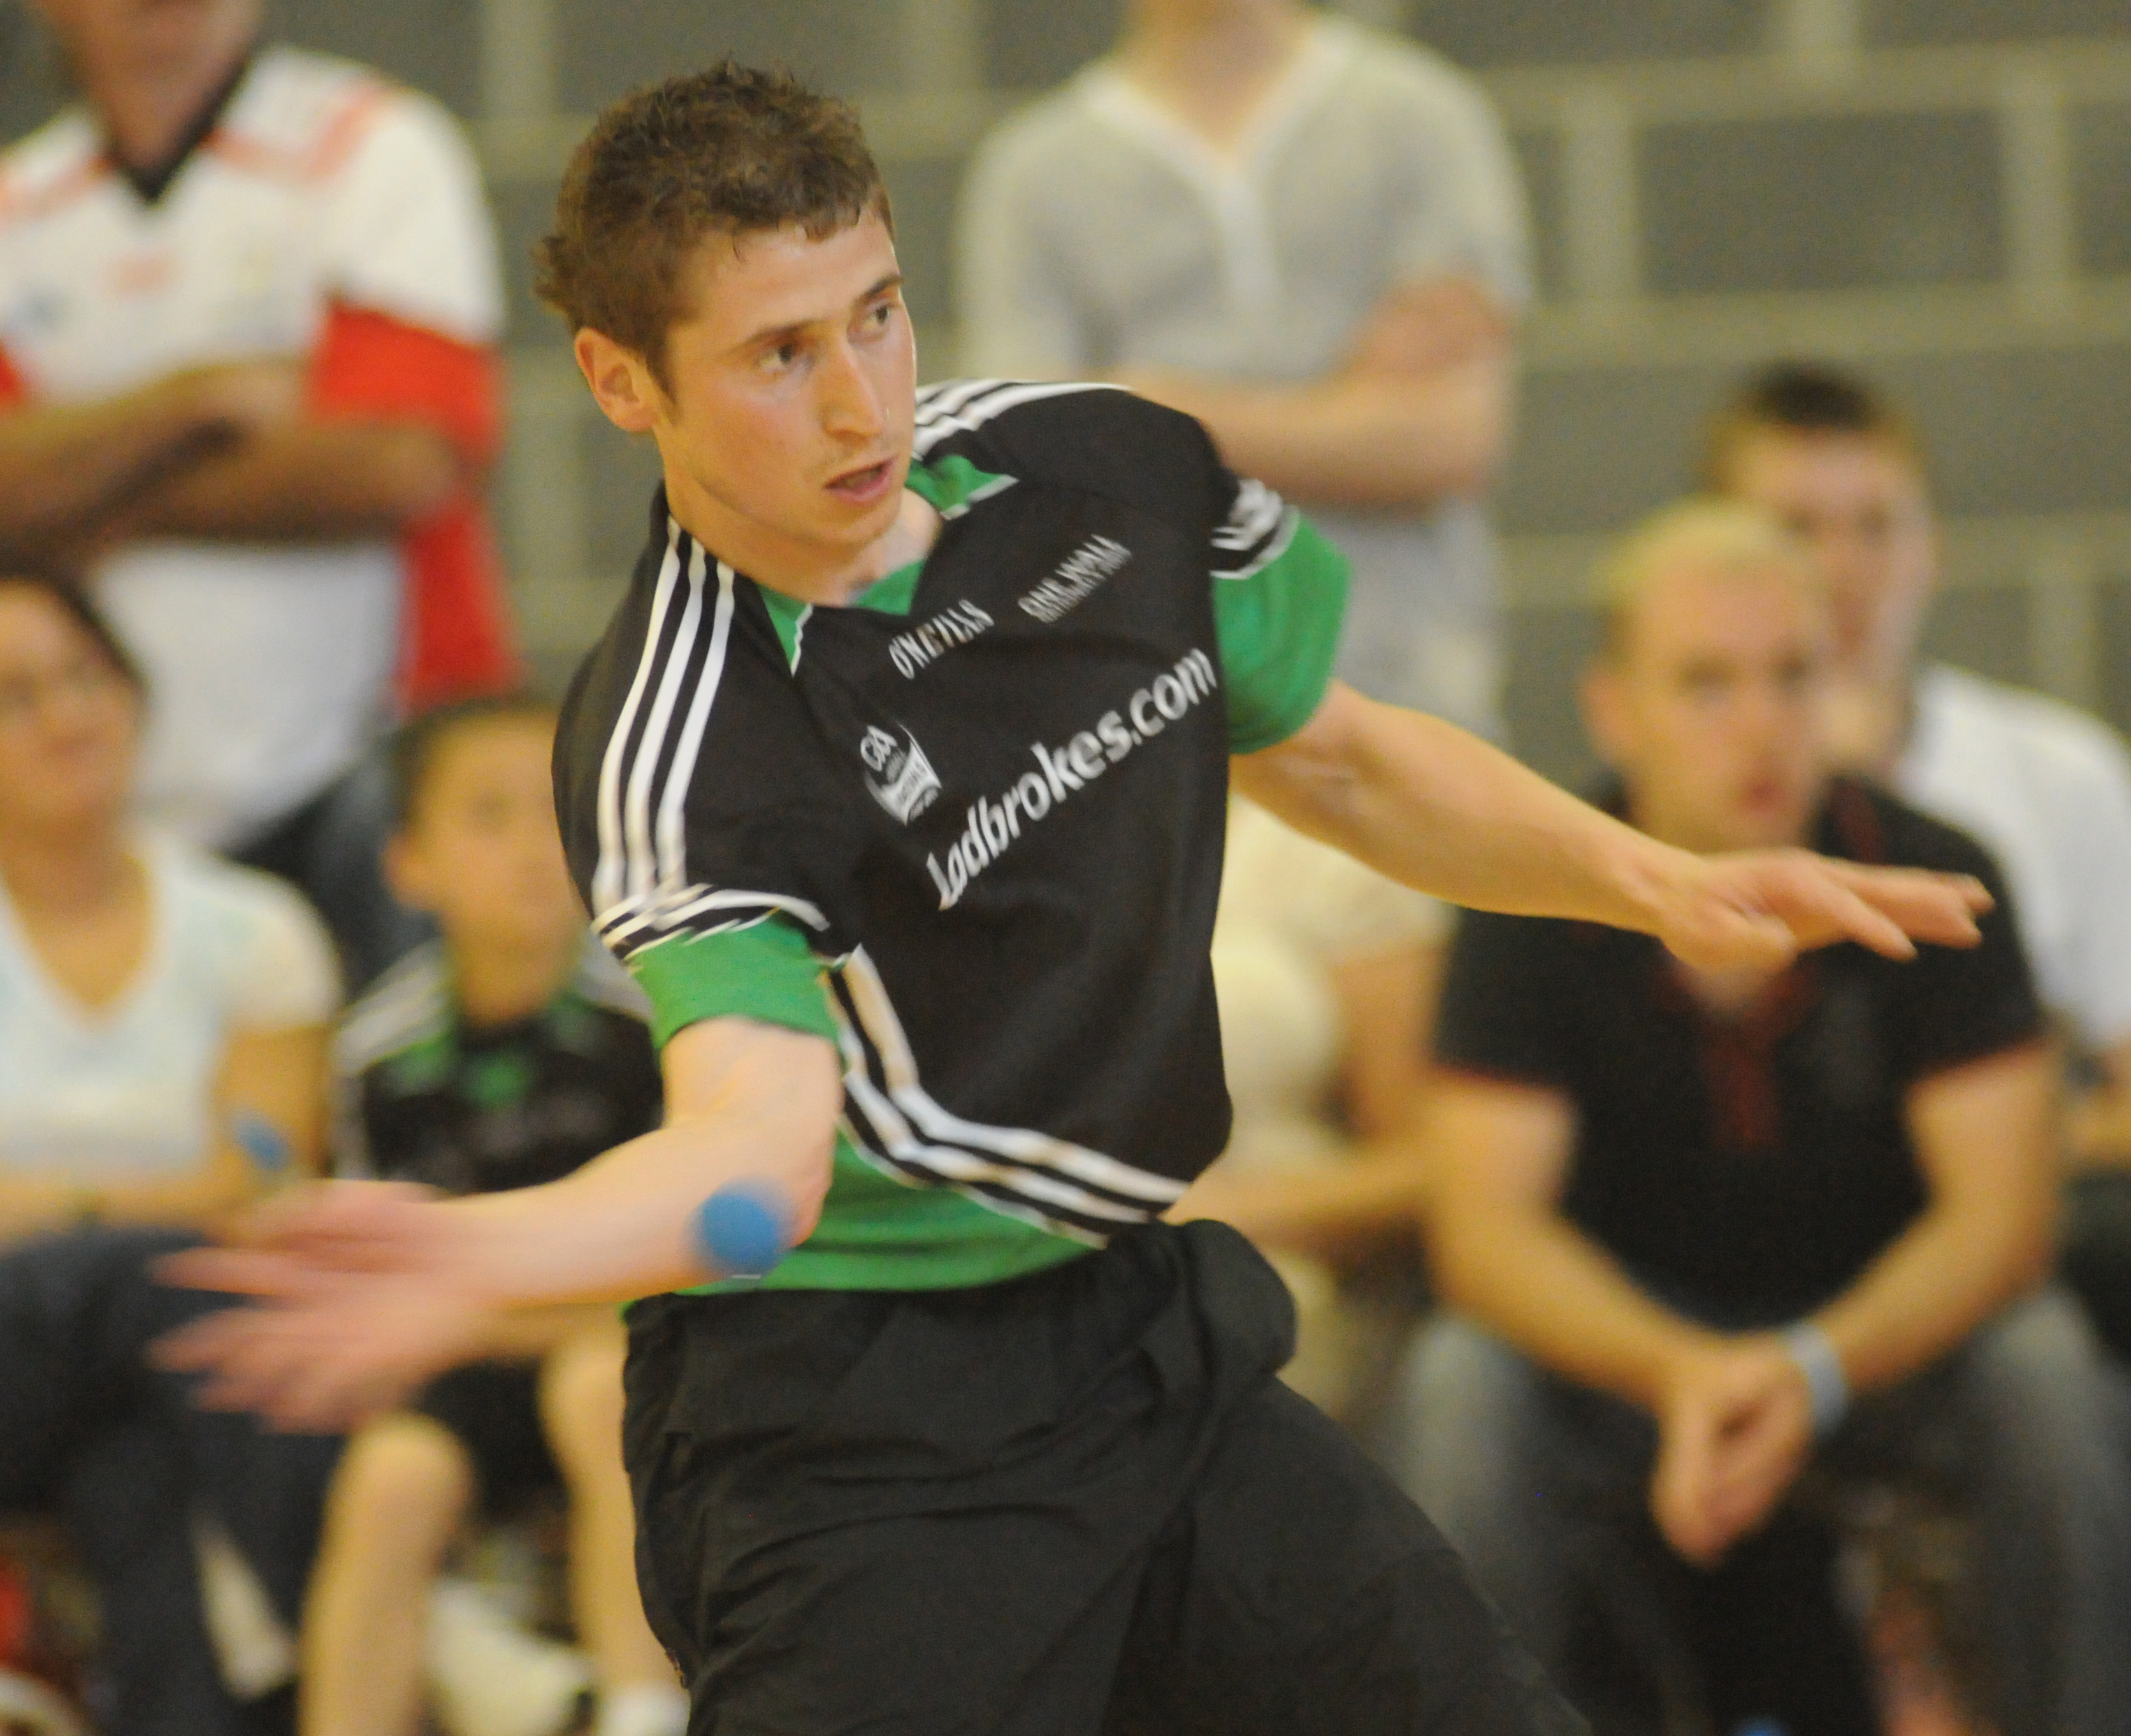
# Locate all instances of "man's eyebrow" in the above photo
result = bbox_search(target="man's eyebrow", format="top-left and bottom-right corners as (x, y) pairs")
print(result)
(736, 274), (906, 352)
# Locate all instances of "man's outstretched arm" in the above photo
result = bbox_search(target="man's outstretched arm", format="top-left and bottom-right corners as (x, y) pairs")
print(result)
(1234, 681), (1990, 971)
(159, 1015), (841, 1431)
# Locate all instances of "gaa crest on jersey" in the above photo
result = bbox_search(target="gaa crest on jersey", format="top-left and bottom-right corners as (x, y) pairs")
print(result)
(860, 725), (942, 824)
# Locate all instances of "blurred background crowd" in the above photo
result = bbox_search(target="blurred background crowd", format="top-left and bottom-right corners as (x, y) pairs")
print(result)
(3, 2), (2131, 1736)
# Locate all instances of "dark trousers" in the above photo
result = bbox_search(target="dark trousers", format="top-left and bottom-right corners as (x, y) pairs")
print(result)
(0, 1228), (341, 1736)
(623, 1221), (1582, 1736)
(1396, 1292), (2131, 1736)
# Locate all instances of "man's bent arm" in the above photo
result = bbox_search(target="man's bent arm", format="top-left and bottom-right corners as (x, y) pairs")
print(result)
(1810, 1041), (2058, 1395)
(122, 421), (468, 544)
(1132, 354), (1512, 511)
(1425, 1072), (1719, 1411)
(0, 376), (252, 554)
(436, 1015), (842, 1308)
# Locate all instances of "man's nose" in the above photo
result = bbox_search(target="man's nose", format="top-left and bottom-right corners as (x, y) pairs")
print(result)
(818, 338), (885, 440)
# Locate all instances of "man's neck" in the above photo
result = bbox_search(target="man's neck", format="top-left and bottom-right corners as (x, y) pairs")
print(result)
(665, 472), (944, 609)
(451, 934), (581, 1031)
(0, 819), (136, 921)
(85, 24), (254, 182)
(1116, 0), (1311, 148)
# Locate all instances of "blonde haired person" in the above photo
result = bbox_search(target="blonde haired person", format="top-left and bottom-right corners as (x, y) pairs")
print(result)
(1394, 498), (2130, 1736)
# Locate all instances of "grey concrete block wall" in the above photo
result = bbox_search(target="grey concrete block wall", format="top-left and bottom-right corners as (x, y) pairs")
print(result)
(5, 0), (2131, 785)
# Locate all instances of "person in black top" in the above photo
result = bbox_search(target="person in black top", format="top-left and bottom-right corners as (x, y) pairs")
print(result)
(1393, 500), (2131, 1736)
(167, 70), (1998, 1736)
(301, 697), (684, 1736)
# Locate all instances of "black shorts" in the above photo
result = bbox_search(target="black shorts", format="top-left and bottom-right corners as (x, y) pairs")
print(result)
(413, 1361), (562, 1519)
(622, 1220), (1578, 1736)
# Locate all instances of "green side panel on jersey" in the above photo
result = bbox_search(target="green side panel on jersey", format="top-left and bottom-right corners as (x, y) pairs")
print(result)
(686, 1139), (1092, 1294)
(1213, 513), (1350, 755)
(625, 922), (1094, 1292)
(626, 922), (838, 1050)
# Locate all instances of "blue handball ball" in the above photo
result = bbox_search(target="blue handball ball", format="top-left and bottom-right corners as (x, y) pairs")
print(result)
(693, 1183), (793, 1278)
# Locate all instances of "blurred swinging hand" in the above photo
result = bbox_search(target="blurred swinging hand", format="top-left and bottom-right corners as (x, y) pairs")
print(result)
(1651, 848), (1990, 976)
(152, 1180), (493, 1434)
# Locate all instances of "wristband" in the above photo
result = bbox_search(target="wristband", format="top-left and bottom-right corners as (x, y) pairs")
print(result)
(1779, 1321), (1850, 1438)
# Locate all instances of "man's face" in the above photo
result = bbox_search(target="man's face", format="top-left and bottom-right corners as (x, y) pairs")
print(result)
(1586, 556), (1833, 855)
(1721, 430), (1937, 680)
(32, 0), (258, 78)
(387, 716), (584, 958)
(0, 584), (140, 837)
(583, 213), (916, 588)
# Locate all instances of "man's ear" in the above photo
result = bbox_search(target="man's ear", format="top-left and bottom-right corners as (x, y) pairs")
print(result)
(1580, 660), (1632, 772)
(575, 329), (663, 435)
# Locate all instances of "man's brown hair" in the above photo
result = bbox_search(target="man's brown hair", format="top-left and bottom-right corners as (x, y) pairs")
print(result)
(1699, 361), (1927, 493)
(533, 62), (892, 388)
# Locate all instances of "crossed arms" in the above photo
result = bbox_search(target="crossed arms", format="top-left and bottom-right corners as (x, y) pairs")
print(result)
(0, 356), (473, 571)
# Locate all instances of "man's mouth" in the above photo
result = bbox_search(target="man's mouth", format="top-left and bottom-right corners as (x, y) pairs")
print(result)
(827, 458), (897, 504)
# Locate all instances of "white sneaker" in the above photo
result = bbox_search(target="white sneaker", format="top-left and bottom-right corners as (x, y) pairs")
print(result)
(427, 1577), (592, 1736)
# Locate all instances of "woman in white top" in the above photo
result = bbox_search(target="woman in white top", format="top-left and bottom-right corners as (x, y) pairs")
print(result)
(0, 570), (338, 1236)
(1174, 798), (1445, 1418)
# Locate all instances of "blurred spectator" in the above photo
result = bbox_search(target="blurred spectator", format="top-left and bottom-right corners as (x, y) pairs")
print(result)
(1703, 363), (2131, 1171)
(1171, 796), (1440, 1419)
(0, 0), (517, 988)
(0, 568), (335, 1231)
(1392, 502), (2131, 1736)
(958, 0), (1527, 737)
(0, 1224), (342, 1736)
(0, 563), (338, 1730)
(303, 697), (683, 1736)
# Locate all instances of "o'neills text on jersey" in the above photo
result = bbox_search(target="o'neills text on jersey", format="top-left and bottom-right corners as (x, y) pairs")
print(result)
(888, 600), (995, 678)
(924, 647), (1218, 910)
(1018, 535), (1131, 623)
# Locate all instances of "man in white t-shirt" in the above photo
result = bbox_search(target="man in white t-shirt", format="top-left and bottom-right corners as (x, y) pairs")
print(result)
(1705, 363), (2131, 1168)
(0, 0), (516, 985)
(958, 0), (1528, 738)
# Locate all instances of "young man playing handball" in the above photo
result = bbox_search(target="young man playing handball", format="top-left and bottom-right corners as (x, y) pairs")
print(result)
(166, 66), (1993, 1736)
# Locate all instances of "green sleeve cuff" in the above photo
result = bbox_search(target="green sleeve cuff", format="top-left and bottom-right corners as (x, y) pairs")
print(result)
(626, 920), (839, 1050)
(1213, 513), (1350, 755)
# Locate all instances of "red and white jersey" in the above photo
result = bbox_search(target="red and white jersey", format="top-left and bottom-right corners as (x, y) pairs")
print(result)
(0, 47), (516, 846)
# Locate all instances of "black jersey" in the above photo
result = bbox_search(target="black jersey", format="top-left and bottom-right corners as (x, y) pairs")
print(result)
(333, 939), (664, 1196)
(1434, 778), (2042, 1325)
(555, 382), (1348, 1289)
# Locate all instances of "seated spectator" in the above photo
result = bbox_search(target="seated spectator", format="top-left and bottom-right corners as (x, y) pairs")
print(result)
(1392, 502), (2131, 1736)
(302, 697), (684, 1736)
(0, 568), (338, 1736)
(1705, 363), (2131, 1359)
(0, 0), (517, 989)
(0, 1225), (342, 1736)
(1172, 796), (1441, 1419)
(958, 0), (1528, 737)
(1704, 362), (2131, 1167)
(0, 568), (335, 1231)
